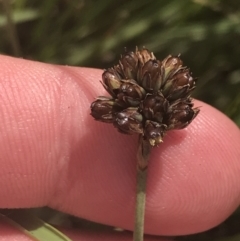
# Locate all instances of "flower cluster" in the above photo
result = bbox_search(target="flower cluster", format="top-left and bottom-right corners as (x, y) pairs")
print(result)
(91, 48), (200, 146)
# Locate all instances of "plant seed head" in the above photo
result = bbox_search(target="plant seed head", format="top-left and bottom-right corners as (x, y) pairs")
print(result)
(90, 47), (200, 147)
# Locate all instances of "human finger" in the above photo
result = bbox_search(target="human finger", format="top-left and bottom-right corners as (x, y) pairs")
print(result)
(0, 55), (239, 236)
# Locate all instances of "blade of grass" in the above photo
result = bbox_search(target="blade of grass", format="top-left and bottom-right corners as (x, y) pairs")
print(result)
(0, 210), (72, 241)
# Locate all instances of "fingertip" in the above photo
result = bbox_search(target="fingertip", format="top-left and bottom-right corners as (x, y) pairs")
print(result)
(145, 100), (240, 234)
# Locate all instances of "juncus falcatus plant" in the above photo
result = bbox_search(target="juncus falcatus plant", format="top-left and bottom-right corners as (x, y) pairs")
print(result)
(90, 47), (200, 241)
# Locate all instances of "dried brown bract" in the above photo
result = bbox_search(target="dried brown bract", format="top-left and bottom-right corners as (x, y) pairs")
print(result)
(90, 47), (200, 147)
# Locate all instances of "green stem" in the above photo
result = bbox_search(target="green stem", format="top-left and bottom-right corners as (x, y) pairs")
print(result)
(133, 135), (151, 241)
(133, 168), (147, 241)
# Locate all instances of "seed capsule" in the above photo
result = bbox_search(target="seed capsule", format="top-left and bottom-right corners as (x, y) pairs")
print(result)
(101, 69), (122, 98)
(140, 93), (169, 123)
(139, 60), (163, 92)
(144, 120), (167, 146)
(117, 79), (146, 107)
(119, 51), (139, 79)
(136, 48), (156, 65)
(166, 101), (200, 129)
(163, 69), (196, 101)
(90, 97), (117, 123)
(162, 55), (184, 83)
(113, 108), (143, 134)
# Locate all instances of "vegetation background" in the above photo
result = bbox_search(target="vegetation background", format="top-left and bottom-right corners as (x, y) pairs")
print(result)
(0, 0), (239, 240)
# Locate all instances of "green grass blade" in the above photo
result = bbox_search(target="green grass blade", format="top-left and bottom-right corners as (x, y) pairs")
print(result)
(0, 210), (72, 241)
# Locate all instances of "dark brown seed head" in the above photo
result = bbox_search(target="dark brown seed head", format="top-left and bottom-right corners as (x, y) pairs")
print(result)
(90, 47), (200, 147)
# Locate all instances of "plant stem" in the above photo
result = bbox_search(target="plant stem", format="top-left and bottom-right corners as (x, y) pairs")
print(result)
(133, 135), (151, 241)
(133, 168), (147, 241)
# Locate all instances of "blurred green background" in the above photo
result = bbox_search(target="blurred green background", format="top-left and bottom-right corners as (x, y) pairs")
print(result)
(1, 0), (240, 126)
(0, 0), (239, 240)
